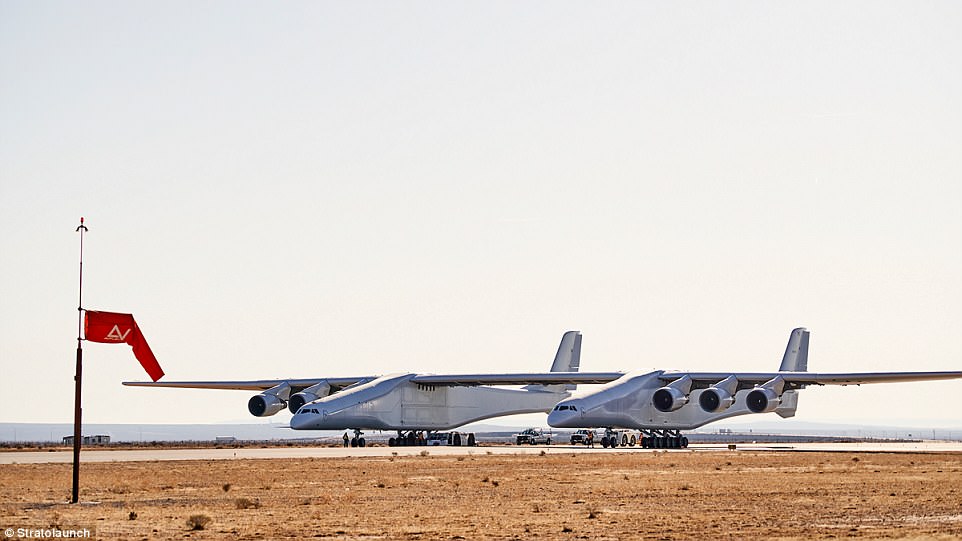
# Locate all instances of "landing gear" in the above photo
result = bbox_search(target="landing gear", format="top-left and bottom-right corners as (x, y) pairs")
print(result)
(385, 430), (476, 446)
(388, 430), (426, 447)
(349, 429), (366, 448)
(639, 429), (688, 449)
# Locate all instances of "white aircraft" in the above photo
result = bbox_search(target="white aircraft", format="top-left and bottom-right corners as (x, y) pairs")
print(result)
(547, 328), (962, 449)
(124, 331), (621, 446)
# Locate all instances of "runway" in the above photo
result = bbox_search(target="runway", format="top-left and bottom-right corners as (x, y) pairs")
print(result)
(2, 441), (960, 464)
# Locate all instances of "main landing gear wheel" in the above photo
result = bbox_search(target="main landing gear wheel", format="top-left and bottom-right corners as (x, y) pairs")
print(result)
(639, 430), (688, 449)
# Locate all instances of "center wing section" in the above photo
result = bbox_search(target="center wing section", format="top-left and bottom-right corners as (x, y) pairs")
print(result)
(410, 372), (623, 386)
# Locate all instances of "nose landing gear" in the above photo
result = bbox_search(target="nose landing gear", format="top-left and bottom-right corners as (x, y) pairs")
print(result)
(349, 429), (366, 447)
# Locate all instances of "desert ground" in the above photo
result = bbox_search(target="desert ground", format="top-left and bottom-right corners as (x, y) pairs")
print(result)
(2, 450), (961, 540)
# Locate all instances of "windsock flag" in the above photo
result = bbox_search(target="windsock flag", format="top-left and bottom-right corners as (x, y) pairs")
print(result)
(84, 310), (165, 381)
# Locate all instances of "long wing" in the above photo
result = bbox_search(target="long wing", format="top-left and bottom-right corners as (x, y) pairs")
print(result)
(123, 370), (962, 391)
(121, 372), (625, 391)
(122, 377), (372, 392)
(661, 371), (962, 390)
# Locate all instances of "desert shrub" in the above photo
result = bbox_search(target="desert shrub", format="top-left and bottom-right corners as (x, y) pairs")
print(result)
(235, 498), (261, 509)
(222, 483), (231, 492)
(186, 514), (212, 530)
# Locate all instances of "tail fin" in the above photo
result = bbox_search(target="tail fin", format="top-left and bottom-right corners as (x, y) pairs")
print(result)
(779, 328), (810, 372)
(525, 331), (581, 393)
(550, 331), (582, 373)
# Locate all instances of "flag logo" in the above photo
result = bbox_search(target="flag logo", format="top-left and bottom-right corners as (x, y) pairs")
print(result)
(105, 325), (132, 341)
(84, 310), (165, 381)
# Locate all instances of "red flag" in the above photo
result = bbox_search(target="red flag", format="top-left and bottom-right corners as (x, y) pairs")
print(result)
(84, 310), (165, 381)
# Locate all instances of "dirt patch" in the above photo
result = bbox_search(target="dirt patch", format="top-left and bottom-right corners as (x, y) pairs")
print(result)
(1, 451), (961, 539)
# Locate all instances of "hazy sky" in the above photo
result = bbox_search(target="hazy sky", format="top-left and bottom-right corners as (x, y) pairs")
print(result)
(1, 1), (959, 428)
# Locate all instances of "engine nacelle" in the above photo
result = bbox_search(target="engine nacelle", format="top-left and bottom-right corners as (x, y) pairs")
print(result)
(248, 393), (287, 417)
(746, 387), (781, 413)
(652, 375), (693, 412)
(288, 381), (333, 413)
(653, 387), (688, 412)
(699, 387), (735, 413)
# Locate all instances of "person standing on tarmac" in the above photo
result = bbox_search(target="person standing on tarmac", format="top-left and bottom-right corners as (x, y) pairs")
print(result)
(587, 430), (594, 448)
(343, 432), (349, 447)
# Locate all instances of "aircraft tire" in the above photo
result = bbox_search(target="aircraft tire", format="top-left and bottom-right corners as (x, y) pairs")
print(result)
(467, 433), (476, 446)
(629, 435), (636, 447)
(453, 433), (462, 446)
(350, 437), (357, 447)
(358, 438), (366, 447)
(600, 437), (609, 448)
(682, 437), (689, 448)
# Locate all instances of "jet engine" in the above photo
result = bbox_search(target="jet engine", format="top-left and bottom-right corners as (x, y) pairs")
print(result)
(699, 375), (738, 413)
(698, 387), (735, 413)
(248, 383), (291, 417)
(288, 381), (332, 413)
(248, 393), (287, 417)
(652, 375), (693, 412)
(746, 376), (785, 414)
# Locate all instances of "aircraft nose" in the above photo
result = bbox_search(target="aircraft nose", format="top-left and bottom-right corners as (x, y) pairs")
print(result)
(290, 412), (311, 430)
(547, 408), (575, 428)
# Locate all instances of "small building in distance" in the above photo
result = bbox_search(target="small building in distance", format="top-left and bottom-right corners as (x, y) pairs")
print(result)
(62, 434), (110, 445)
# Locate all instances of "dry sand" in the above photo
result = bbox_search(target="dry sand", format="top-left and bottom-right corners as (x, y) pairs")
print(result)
(2, 450), (961, 539)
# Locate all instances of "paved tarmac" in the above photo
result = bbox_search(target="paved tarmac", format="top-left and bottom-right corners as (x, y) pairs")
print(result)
(2, 441), (961, 464)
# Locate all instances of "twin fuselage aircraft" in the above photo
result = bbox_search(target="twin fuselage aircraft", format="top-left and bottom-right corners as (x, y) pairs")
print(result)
(124, 328), (962, 448)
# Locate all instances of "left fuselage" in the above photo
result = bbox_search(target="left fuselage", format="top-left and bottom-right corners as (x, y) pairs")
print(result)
(290, 373), (570, 431)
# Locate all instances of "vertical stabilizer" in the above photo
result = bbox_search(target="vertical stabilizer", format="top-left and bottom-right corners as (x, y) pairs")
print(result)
(550, 331), (582, 373)
(779, 328), (810, 372)
(526, 331), (581, 392)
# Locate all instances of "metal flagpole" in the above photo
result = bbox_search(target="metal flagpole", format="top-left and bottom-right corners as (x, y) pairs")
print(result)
(72, 217), (88, 504)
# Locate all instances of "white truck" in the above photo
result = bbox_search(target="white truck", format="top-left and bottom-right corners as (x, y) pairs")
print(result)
(514, 428), (552, 445)
(569, 429), (596, 445)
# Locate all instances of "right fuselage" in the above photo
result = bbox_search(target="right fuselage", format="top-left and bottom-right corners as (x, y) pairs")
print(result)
(547, 371), (798, 430)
